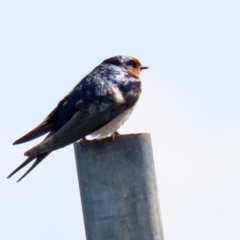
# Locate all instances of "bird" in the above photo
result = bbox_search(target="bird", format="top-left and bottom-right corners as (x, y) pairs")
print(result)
(8, 55), (148, 182)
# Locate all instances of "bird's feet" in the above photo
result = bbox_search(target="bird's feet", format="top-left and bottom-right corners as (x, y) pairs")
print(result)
(79, 137), (87, 147)
(111, 131), (120, 141)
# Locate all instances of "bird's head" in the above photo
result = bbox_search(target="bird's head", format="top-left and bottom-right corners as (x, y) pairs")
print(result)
(102, 56), (148, 78)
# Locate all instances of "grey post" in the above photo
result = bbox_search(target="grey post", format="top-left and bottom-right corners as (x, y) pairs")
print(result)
(74, 133), (164, 240)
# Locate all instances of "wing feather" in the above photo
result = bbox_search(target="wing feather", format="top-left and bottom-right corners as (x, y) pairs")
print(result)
(25, 104), (128, 157)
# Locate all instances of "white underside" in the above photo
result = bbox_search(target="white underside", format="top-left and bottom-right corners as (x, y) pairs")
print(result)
(86, 107), (135, 140)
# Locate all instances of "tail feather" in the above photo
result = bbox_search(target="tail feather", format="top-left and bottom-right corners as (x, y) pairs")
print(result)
(7, 157), (35, 179)
(16, 153), (49, 182)
(7, 153), (50, 182)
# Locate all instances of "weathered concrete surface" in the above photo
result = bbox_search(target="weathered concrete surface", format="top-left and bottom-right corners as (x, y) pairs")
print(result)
(74, 133), (164, 240)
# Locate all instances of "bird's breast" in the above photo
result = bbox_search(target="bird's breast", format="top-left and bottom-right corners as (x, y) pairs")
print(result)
(86, 106), (135, 140)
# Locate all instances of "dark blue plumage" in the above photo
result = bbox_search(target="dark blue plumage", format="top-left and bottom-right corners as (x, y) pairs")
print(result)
(53, 61), (140, 132)
(52, 89), (80, 132)
(8, 55), (148, 182)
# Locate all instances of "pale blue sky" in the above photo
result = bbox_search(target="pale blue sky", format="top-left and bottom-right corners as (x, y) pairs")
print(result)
(1, 1), (240, 240)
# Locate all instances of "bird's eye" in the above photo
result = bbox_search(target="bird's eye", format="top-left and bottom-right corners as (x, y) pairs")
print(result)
(129, 60), (136, 67)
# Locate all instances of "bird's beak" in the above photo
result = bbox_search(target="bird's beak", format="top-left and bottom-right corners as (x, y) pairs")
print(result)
(140, 66), (149, 71)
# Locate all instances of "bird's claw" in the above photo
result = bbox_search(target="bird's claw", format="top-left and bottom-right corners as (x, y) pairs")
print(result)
(79, 137), (87, 147)
(111, 131), (120, 141)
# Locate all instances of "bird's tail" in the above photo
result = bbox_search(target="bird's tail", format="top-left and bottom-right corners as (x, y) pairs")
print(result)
(7, 152), (50, 182)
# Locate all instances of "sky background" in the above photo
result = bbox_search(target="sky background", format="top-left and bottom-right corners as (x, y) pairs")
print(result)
(1, 0), (240, 239)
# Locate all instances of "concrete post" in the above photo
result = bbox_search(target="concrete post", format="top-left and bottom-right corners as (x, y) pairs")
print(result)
(74, 133), (164, 240)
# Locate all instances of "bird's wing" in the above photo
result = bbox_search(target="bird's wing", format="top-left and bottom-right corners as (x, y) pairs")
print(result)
(24, 103), (128, 157)
(13, 89), (74, 144)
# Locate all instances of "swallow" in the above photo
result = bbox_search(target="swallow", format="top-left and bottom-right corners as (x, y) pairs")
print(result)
(8, 55), (148, 182)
